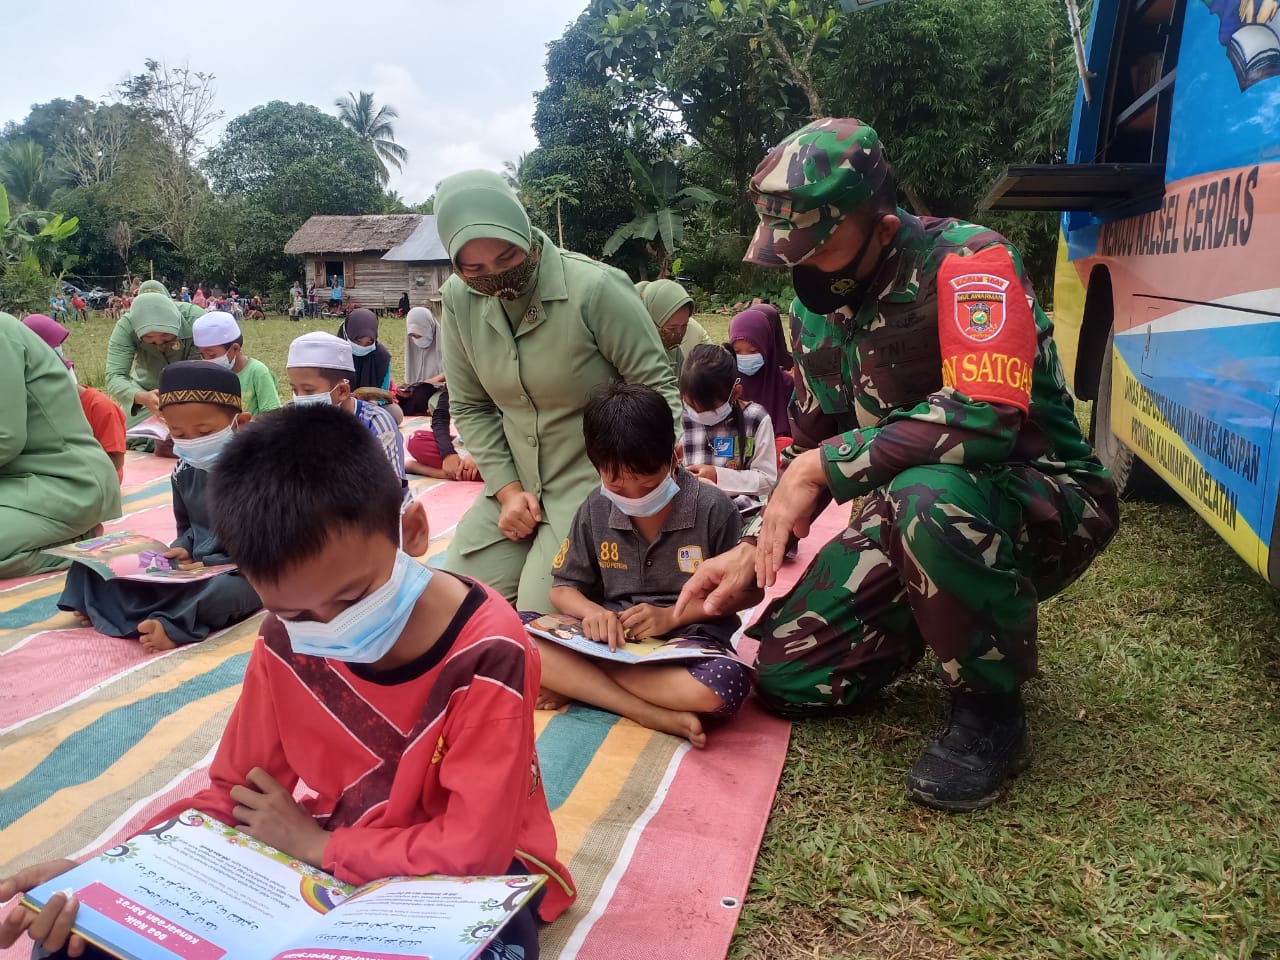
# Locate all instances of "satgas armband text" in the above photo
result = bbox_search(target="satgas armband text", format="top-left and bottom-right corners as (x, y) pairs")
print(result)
(937, 246), (1036, 414)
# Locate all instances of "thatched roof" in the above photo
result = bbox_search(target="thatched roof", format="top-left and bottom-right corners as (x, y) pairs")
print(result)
(284, 215), (423, 254)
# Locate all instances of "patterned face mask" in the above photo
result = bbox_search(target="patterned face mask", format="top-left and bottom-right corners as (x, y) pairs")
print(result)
(459, 242), (542, 300)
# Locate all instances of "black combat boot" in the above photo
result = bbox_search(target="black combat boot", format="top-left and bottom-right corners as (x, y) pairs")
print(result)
(905, 689), (1030, 812)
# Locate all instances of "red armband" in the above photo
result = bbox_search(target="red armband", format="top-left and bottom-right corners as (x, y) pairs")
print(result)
(937, 246), (1036, 413)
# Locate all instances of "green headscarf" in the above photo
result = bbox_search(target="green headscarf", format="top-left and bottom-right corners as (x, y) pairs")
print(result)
(634, 280), (652, 298)
(128, 292), (183, 337)
(641, 279), (694, 329)
(137, 279), (169, 296)
(436, 170), (532, 261)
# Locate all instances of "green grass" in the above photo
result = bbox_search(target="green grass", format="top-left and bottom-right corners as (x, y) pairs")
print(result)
(66, 310), (1280, 958)
(64, 312), (412, 406)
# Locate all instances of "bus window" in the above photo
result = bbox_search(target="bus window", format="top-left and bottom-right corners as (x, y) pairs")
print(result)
(1096, 0), (1187, 166)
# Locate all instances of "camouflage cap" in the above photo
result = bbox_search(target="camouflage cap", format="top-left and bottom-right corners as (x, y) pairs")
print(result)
(744, 118), (890, 268)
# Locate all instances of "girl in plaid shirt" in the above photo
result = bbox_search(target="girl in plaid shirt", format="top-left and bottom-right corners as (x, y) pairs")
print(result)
(679, 344), (778, 514)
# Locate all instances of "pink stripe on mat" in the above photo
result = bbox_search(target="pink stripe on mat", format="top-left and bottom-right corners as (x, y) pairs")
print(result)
(0, 629), (153, 730)
(121, 453), (182, 487)
(570, 700), (790, 960)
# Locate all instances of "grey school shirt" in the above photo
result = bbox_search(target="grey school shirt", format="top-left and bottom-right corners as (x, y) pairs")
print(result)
(551, 468), (743, 645)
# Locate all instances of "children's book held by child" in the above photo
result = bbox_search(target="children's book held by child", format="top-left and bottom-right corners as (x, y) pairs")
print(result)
(43, 532), (236, 584)
(22, 809), (545, 960)
(525, 613), (748, 667)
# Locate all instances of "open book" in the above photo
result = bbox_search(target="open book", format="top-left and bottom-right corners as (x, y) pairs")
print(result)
(23, 809), (545, 960)
(1229, 24), (1280, 90)
(43, 532), (237, 583)
(125, 417), (170, 441)
(524, 613), (746, 666)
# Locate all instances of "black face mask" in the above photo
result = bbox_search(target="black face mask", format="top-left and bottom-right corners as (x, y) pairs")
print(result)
(792, 214), (889, 316)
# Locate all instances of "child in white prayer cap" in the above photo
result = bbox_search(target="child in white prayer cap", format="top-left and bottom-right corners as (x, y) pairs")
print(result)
(192, 311), (281, 415)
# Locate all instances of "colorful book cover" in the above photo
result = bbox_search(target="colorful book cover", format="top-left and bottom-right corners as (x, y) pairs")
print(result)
(42, 532), (237, 583)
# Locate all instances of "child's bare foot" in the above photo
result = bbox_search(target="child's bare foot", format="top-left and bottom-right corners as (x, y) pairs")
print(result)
(137, 619), (177, 653)
(639, 704), (707, 748)
(536, 689), (571, 711)
(72, 610), (92, 627)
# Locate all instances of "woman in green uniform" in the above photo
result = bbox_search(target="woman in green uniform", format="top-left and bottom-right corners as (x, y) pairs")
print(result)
(640, 279), (696, 378)
(104, 290), (200, 425)
(435, 170), (681, 610)
(0, 313), (122, 578)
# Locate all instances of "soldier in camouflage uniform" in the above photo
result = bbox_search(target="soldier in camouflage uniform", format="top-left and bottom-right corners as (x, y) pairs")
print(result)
(677, 118), (1119, 811)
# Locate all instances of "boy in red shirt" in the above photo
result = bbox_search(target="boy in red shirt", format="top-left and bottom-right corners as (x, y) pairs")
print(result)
(0, 404), (574, 960)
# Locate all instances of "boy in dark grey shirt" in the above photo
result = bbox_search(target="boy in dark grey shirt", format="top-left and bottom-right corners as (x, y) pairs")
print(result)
(540, 382), (754, 749)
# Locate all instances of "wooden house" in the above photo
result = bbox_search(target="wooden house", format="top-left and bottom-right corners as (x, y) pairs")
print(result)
(283, 214), (454, 312)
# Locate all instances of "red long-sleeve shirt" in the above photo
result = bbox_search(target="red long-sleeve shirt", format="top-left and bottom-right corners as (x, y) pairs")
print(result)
(150, 578), (575, 921)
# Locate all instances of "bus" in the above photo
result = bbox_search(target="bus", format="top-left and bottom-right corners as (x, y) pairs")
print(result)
(985, 0), (1280, 585)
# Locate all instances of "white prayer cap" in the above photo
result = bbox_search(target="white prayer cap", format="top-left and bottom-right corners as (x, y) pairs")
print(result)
(192, 311), (242, 348)
(287, 331), (354, 372)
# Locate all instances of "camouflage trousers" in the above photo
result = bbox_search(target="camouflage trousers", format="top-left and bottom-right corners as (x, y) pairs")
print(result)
(748, 463), (1119, 718)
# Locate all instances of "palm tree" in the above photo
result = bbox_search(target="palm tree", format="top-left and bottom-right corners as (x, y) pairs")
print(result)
(0, 140), (58, 212)
(334, 91), (409, 185)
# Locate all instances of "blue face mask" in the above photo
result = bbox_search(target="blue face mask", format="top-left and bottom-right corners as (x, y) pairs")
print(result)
(736, 353), (765, 377)
(291, 387), (337, 406)
(282, 550), (434, 663)
(350, 341), (376, 357)
(602, 472), (680, 518)
(172, 423), (236, 471)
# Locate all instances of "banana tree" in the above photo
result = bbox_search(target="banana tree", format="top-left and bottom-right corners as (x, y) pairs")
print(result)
(1, 183), (80, 273)
(603, 151), (720, 277)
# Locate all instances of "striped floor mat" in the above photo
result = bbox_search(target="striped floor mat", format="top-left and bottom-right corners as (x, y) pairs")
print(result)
(0, 433), (849, 959)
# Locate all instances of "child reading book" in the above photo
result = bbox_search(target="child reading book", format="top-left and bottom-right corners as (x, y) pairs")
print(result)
(2, 403), (574, 959)
(286, 331), (408, 495)
(679, 343), (778, 514)
(192, 311), (281, 415)
(57, 361), (262, 652)
(540, 382), (756, 748)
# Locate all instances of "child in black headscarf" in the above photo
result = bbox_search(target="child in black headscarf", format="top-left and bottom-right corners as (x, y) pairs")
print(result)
(338, 308), (403, 423)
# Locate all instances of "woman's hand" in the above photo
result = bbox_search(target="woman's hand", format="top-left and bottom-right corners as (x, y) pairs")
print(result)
(495, 483), (541, 541)
(441, 454), (463, 480)
(756, 448), (827, 588)
(134, 389), (161, 418)
(456, 457), (481, 482)
(0, 859), (84, 955)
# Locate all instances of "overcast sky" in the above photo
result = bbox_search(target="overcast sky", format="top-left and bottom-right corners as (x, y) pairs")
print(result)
(1, 0), (590, 203)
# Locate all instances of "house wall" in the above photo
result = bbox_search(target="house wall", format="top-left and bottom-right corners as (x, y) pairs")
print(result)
(302, 254), (453, 311)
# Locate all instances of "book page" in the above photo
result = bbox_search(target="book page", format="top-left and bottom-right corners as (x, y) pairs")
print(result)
(272, 875), (546, 960)
(25, 811), (350, 960)
(524, 613), (744, 666)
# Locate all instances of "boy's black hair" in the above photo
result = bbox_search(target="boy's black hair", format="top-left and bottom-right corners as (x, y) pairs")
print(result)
(583, 381), (675, 476)
(680, 343), (749, 467)
(207, 405), (402, 584)
(221, 335), (246, 349)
